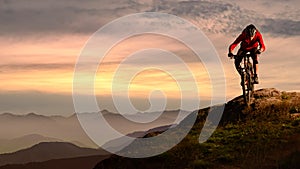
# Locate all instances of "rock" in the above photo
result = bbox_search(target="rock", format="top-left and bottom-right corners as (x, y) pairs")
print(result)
(253, 88), (281, 98)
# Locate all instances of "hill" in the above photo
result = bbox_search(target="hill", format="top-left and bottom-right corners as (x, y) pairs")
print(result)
(93, 88), (300, 169)
(0, 134), (62, 154)
(0, 142), (108, 166)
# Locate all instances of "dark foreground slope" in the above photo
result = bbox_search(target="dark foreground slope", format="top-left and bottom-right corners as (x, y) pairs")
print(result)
(0, 155), (109, 169)
(94, 88), (300, 169)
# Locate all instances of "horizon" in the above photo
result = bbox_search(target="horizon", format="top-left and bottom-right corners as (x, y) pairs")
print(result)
(0, 108), (190, 117)
(2, 87), (299, 116)
(1, 0), (300, 116)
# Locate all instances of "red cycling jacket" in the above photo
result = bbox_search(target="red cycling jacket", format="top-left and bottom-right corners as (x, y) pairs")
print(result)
(229, 30), (266, 53)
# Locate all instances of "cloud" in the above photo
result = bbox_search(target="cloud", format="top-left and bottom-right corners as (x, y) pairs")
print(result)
(1, 0), (300, 116)
(0, 0), (148, 37)
(261, 19), (300, 36)
(1, 0), (299, 38)
(0, 63), (74, 72)
(0, 6), (103, 36)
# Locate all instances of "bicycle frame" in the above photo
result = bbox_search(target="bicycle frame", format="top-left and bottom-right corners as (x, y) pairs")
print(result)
(232, 52), (255, 105)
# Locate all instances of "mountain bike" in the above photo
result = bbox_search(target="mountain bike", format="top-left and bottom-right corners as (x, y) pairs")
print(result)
(232, 52), (255, 105)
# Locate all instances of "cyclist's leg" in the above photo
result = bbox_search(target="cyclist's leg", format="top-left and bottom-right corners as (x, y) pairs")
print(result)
(250, 50), (258, 74)
(251, 49), (259, 83)
(234, 49), (244, 74)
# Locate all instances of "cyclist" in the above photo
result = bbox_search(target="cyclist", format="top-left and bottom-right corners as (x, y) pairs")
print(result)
(228, 24), (266, 84)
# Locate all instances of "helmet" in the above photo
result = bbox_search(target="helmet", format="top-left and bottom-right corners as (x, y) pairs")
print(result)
(245, 24), (257, 37)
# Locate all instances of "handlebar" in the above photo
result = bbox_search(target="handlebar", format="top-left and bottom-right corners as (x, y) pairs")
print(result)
(230, 53), (252, 59)
(230, 49), (262, 59)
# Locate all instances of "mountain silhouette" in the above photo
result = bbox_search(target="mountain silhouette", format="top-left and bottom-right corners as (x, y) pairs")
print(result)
(0, 142), (108, 166)
(93, 88), (300, 169)
(101, 125), (173, 153)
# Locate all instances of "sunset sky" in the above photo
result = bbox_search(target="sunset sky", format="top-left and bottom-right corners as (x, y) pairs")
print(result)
(1, 0), (299, 116)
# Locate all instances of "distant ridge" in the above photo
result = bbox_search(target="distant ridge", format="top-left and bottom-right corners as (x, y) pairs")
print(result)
(0, 109), (192, 153)
(0, 134), (62, 154)
(0, 112), (54, 122)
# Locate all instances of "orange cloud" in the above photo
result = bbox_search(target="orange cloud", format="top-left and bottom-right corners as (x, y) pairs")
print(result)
(0, 34), (214, 101)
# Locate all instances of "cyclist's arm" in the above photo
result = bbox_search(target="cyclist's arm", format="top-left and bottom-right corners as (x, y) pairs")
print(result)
(257, 31), (266, 52)
(229, 33), (244, 53)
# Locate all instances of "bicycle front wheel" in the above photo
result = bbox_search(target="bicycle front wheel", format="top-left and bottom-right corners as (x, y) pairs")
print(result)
(245, 73), (251, 105)
(241, 73), (248, 105)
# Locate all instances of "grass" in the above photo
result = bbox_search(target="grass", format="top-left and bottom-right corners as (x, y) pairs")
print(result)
(279, 151), (300, 169)
(159, 93), (300, 169)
